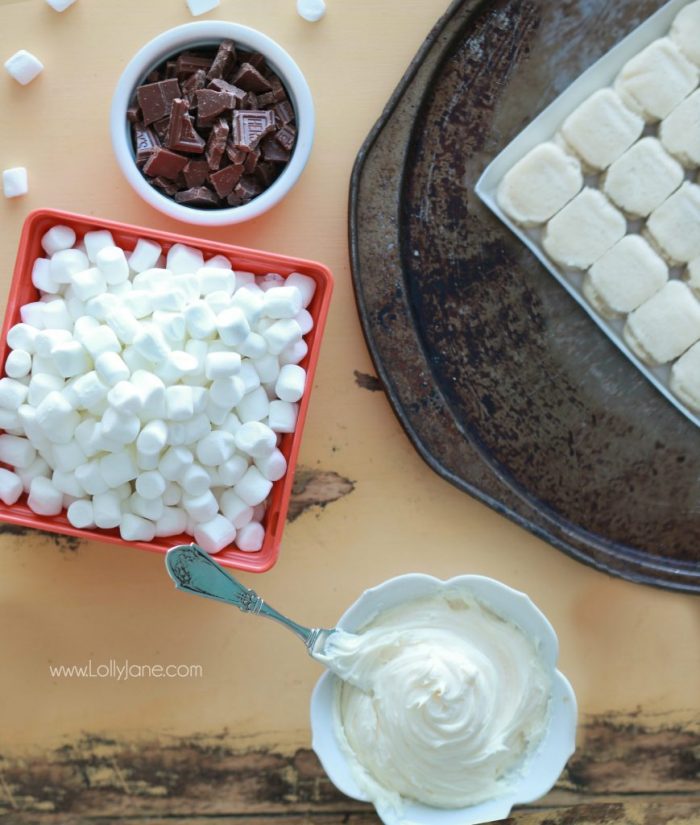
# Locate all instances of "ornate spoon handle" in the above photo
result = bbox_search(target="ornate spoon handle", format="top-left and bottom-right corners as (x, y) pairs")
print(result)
(165, 543), (333, 653)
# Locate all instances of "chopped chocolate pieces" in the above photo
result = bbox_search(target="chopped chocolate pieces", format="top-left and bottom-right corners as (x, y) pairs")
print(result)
(133, 123), (160, 166)
(210, 163), (244, 197)
(232, 62), (272, 93)
(275, 124), (296, 153)
(166, 98), (206, 154)
(195, 88), (236, 119)
(143, 147), (188, 180)
(260, 134), (291, 163)
(128, 42), (297, 209)
(174, 186), (220, 207)
(183, 159), (210, 188)
(274, 100), (295, 126)
(205, 118), (229, 170)
(232, 110), (275, 150)
(137, 78), (181, 125)
(206, 39), (236, 81)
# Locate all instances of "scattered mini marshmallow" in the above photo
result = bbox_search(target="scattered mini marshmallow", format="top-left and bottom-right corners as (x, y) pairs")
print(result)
(186, 0), (220, 16)
(2, 167), (28, 198)
(296, 0), (326, 23)
(45, 0), (78, 11)
(4, 50), (43, 85)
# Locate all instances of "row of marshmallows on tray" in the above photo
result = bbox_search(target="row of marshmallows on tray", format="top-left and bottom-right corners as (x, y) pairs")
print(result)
(0, 224), (316, 553)
(497, 1), (700, 410)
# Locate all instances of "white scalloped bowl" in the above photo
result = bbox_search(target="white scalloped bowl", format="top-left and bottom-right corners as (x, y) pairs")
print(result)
(310, 573), (577, 825)
(111, 21), (314, 226)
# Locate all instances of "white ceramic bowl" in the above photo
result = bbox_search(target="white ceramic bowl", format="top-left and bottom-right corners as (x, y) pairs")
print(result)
(110, 22), (314, 226)
(310, 573), (577, 825)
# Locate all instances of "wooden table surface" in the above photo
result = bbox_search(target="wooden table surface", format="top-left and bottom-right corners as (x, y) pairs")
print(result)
(0, 1), (699, 823)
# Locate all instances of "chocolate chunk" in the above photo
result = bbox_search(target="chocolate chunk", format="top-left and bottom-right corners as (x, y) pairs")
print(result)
(151, 176), (181, 196)
(174, 186), (220, 207)
(127, 104), (142, 123)
(207, 78), (247, 107)
(273, 100), (295, 126)
(242, 91), (259, 111)
(143, 147), (188, 180)
(230, 176), (263, 204)
(207, 39), (236, 81)
(232, 110), (275, 150)
(232, 62), (272, 93)
(183, 159), (210, 188)
(195, 88), (236, 119)
(274, 124), (296, 153)
(137, 78), (181, 125)
(145, 69), (161, 84)
(133, 123), (160, 166)
(260, 134), (291, 163)
(152, 116), (171, 142)
(205, 118), (229, 170)
(166, 98), (206, 154)
(182, 69), (207, 105)
(226, 142), (248, 165)
(176, 52), (213, 77)
(209, 163), (244, 198)
(165, 60), (178, 79)
(254, 161), (279, 188)
(243, 148), (260, 174)
(245, 52), (266, 71)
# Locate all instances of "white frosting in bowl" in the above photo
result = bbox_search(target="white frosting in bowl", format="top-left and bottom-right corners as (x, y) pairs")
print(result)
(315, 589), (552, 814)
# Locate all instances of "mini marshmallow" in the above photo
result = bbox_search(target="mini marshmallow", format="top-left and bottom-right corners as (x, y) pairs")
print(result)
(133, 268), (172, 290)
(218, 454), (249, 486)
(104, 307), (139, 345)
(0, 377), (29, 410)
(253, 354), (279, 384)
(52, 441), (86, 473)
(182, 413), (210, 444)
(131, 370), (166, 419)
(107, 381), (142, 415)
(165, 385), (194, 420)
(32, 258), (59, 293)
(205, 351), (241, 379)
(85, 293), (121, 321)
(197, 266), (235, 296)
(234, 466), (272, 507)
(263, 286), (303, 319)
(16, 456), (50, 491)
(182, 489), (218, 521)
(52, 469), (85, 498)
(195, 430), (235, 466)
(184, 301), (217, 339)
(36, 392), (80, 444)
(234, 421), (276, 458)
(220, 489), (254, 528)
(83, 230), (115, 263)
(75, 461), (109, 495)
(69, 370), (108, 408)
(120, 513), (156, 542)
(42, 227), (76, 257)
(210, 376), (245, 408)
(237, 386), (270, 423)
(51, 341), (90, 378)
(163, 482), (182, 506)
(4, 50), (43, 85)
(136, 449), (159, 471)
(206, 290), (233, 314)
(236, 521), (265, 552)
(166, 243), (204, 275)
(194, 514), (236, 554)
(155, 506), (188, 537)
(100, 451), (138, 487)
(137, 419), (168, 454)
(230, 287), (264, 324)
(93, 491), (122, 529)
(122, 347), (151, 374)
(181, 462), (210, 496)
(135, 470), (167, 500)
(0, 409), (21, 430)
(134, 324), (170, 363)
(129, 492), (164, 521)
(5, 349), (32, 378)
(186, 0), (220, 16)
(50, 249), (89, 285)
(151, 287), (187, 313)
(264, 319), (303, 355)
(70, 267), (107, 301)
(2, 167), (28, 198)
(123, 290), (154, 319)
(255, 448), (287, 482)
(275, 364), (306, 401)
(7, 323), (37, 354)
(42, 300), (73, 331)
(28, 476), (63, 516)
(238, 333), (267, 359)
(35, 329), (71, 358)
(101, 407), (140, 444)
(0, 468), (23, 505)
(19, 302), (46, 329)
(27, 373), (63, 407)
(159, 446), (193, 481)
(80, 325), (121, 359)
(216, 307), (250, 346)
(173, 274), (200, 305)
(238, 361), (262, 393)
(128, 238), (162, 273)
(295, 309), (314, 335)
(268, 400), (298, 433)
(152, 312), (186, 348)
(96, 246), (129, 285)
(67, 500), (94, 529)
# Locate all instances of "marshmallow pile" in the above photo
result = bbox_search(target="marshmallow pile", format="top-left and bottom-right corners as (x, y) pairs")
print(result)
(0, 225), (315, 554)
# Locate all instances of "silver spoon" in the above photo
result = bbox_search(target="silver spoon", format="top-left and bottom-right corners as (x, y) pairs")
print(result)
(165, 543), (336, 656)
